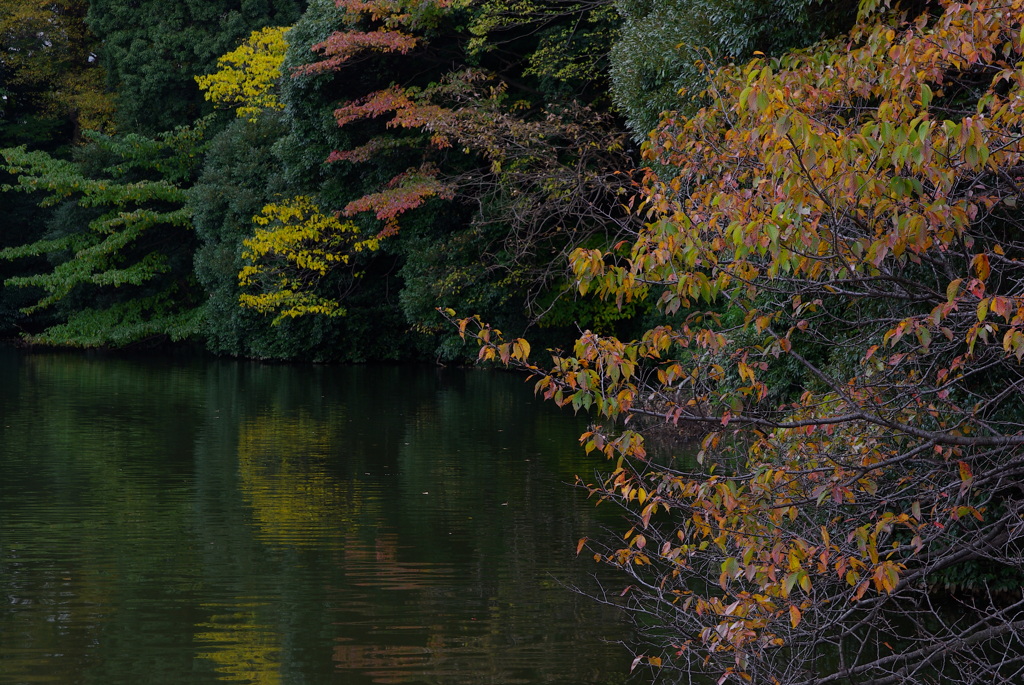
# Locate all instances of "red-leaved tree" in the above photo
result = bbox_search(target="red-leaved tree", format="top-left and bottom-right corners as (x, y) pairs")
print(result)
(280, 0), (638, 320)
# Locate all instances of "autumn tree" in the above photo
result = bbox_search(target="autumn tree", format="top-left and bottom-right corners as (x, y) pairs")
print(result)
(195, 26), (293, 123)
(460, 0), (1024, 682)
(85, 0), (304, 134)
(0, 0), (114, 147)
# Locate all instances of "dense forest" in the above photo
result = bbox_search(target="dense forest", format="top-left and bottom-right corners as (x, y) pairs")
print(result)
(5, 1), (1024, 683)
(0, 0), (854, 360)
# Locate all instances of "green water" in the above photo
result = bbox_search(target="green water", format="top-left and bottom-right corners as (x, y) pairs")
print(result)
(0, 349), (632, 684)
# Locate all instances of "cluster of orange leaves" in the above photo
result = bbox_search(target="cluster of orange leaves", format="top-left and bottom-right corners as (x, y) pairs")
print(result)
(459, 0), (1024, 677)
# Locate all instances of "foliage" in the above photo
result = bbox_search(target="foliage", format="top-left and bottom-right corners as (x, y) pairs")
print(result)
(0, 125), (207, 346)
(609, 0), (856, 138)
(465, 0), (620, 97)
(239, 194), (376, 320)
(460, 1), (1024, 682)
(85, 0), (305, 134)
(0, 0), (114, 146)
(240, 0), (641, 354)
(195, 26), (293, 122)
(187, 0), (419, 362)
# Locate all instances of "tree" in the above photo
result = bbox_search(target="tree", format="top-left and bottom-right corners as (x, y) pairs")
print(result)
(85, 0), (305, 134)
(0, 0), (114, 147)
(460, 1), (1024, 682)
(238, 194), (378, 319)
(609, 0), (856, 138)
(195, 26), (293, 123)
(0, 125), (207, 346)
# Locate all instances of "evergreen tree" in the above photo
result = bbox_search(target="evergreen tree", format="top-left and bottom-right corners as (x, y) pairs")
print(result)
(85, 0), (305, 134)
(0, 125), (208, 346)
(610, 0), (856, 137)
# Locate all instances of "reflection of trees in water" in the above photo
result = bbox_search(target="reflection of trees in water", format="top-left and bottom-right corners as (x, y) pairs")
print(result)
(225, 371), (627, 683)
(0, 350), (209, 683)
(235, 409), (375, 547)
(329, 618), (628, 685)
(330, 639), (524, 685)
(195, 603), (283, 684)
(1, 353), (630, 683)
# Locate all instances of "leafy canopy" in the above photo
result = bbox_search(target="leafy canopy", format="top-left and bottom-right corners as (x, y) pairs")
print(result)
(461, 0), (1024, 682)
(195, 27), (293, 122)
(609, 0), (856, 138)
(238, 195), (376, 321)
(0, 0), (114, 143)
(0, 126), (206, 346)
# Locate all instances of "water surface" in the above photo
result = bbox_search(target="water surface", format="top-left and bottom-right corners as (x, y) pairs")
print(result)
(0, 349), (631, 684)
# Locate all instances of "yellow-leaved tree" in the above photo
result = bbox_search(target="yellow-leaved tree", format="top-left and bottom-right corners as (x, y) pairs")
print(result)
(238, 196), (378, 321)
(195, 26), (291, 121)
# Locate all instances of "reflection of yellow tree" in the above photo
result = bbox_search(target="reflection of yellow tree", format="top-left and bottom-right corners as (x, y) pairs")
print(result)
(236, 410), (368, 547)
(195, 603), (282, 684)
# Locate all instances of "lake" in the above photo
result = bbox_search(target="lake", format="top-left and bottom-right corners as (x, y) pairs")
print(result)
(0, 348), (633, 684)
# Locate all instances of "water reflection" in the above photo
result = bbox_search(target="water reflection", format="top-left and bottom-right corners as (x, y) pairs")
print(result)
(236, 409), (367, 546)
(0, 349), (630, 684)
(196, 603), (282, 684)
